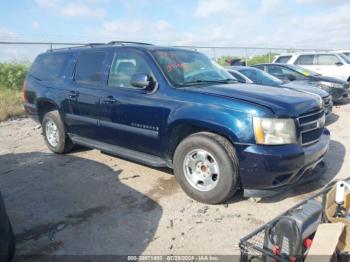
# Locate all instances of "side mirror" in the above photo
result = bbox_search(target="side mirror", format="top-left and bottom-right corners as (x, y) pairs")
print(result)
(287, 74), (296, 81)
(131, 73), (153, 89)
(335, 62), (343, 66)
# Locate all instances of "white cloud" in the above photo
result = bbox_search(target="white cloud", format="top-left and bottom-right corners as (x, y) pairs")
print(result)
(195, 0), (235, 18)
(35, 0), (59, 8)
(35, 0), (106, 18)
(31, 21), (40, 29)
(261, 0), (282, 14)
(61, 2), (106, 18)
(295, 0), (347, 4)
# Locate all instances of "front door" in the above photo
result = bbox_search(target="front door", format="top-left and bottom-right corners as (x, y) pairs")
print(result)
(98, 48), (166, 156)
(315, 54), (343, 79)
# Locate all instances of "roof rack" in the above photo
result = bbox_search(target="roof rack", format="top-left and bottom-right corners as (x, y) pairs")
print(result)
(107, 41), (153, 46)
(47, 42), (105, 52)
(86, 43), (105, 47)
(47, 41), (153, 52)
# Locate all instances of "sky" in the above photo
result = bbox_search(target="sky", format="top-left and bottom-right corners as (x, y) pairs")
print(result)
(1, 0), (350, 61)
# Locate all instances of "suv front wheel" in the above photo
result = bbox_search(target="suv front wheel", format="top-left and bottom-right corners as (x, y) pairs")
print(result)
(42, 110), (74, 154)
(173, 132), (239, 204)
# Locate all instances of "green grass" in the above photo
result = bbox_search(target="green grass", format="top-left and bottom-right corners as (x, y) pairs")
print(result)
(0, 88), (25, 122)
(0, 62), (29, 122)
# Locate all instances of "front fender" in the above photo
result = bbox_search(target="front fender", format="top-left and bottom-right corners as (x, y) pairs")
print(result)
(165, 104), (255, 147)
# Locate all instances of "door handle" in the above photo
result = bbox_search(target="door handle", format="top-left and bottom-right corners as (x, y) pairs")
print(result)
(102, 96), (118, 104)
(68, 90), (79, 99)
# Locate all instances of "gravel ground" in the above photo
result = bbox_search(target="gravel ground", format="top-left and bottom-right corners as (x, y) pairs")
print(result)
(0, 101), (349, 258)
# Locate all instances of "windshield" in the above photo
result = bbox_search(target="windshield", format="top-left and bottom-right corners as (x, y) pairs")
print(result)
(338, 53), (350, 64)
(152, 49), (235, 86)
(286, 64), (320, 76)
(238, 68), (283, 86)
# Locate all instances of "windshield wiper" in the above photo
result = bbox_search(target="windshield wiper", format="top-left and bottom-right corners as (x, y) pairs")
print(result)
(182, 79), (238, 86)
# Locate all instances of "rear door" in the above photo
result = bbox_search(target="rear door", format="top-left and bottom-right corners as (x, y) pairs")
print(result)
(65, 50), (108, 140)
(294, 54), (316, 72)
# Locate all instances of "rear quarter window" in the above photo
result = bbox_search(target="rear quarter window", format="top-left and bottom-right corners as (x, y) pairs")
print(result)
(30, 52), (71, 81)
(275, 56), (291, 63)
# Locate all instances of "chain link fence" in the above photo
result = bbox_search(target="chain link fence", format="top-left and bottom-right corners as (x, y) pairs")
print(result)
(0, 41), (330, 64)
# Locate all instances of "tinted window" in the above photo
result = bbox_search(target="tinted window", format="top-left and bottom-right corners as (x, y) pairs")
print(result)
(295, 55), (315, 65)
(275, 56), (291, 63)
(343, 52), (350, 57)
(108, 50), (152, 88)
(266, 65), (302, 80)
(228, 71), (246, 83)
(30, 52), (71, 81)
(75, 51), (106, 85)
(339, 53), (350, 64)
(239, 68), (282, 86)
(316, 54), (341, 65)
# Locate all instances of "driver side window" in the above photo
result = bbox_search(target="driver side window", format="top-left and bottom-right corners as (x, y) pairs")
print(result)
(108, 50), (152, 89)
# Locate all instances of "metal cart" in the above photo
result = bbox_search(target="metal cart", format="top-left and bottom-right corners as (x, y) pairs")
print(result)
(239, 180), (340, 262)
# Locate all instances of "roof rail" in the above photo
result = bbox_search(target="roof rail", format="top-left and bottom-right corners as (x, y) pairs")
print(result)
(107, 41), (153, 46)
(47, 42), (105, 52)
(85, 43), (105, 47)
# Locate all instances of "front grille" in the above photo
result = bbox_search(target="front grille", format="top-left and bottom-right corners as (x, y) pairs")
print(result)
(298, 109), (325, 146)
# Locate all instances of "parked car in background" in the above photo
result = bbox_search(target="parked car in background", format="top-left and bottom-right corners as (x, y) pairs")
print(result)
(0, 192), (15, 262)
(254, 63), (350, 103)
(24, 42), (329, 203)
(226, 66), (333, 116)
(272, 52), (350, 83)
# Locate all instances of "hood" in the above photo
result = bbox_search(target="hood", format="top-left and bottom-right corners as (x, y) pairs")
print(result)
(282, 82), (330, 98)
(310, 75), (348, 85)
(185, 83), (322, 118)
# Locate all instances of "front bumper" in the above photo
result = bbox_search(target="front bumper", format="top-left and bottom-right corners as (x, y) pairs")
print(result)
(237, 128), (330, 197)
(330, 88), (349, 103)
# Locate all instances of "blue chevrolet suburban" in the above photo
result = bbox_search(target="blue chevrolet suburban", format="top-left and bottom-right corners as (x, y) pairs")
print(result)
(23, 42), (330, 204)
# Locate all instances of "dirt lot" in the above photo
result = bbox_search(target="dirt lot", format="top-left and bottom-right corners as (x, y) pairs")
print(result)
(0, 101), (349, 258)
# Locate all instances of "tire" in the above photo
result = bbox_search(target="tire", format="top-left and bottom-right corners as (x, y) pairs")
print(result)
(173, 132), (239, 204)
(42, 110), (74, 154)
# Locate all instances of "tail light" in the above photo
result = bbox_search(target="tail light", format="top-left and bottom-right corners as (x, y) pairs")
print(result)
(23, 80), (28, 102)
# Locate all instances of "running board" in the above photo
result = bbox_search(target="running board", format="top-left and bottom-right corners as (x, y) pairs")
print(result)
(69, 134), (169, 168)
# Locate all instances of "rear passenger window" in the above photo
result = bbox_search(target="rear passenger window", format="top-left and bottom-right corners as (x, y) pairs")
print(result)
(108, 50), (152, 88)
(295, 55), (315, 65)
(275, 56), (291, 63)
(75, 51), (106, 85)
(30, 52), (71, 81)
(316, 54), (341, 65)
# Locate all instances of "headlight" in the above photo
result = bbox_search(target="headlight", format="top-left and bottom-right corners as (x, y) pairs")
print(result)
(253, 117), (297, 145)
(319, 81), (344, 89)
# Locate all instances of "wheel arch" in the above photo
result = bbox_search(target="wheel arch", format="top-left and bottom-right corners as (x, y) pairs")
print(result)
(36, 98), (60, 123)
(166, 119), (239, 160)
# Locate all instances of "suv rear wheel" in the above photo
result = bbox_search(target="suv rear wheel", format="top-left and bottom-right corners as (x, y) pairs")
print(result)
(42, 110), (74, 154)
(173, 132), (239, 204)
